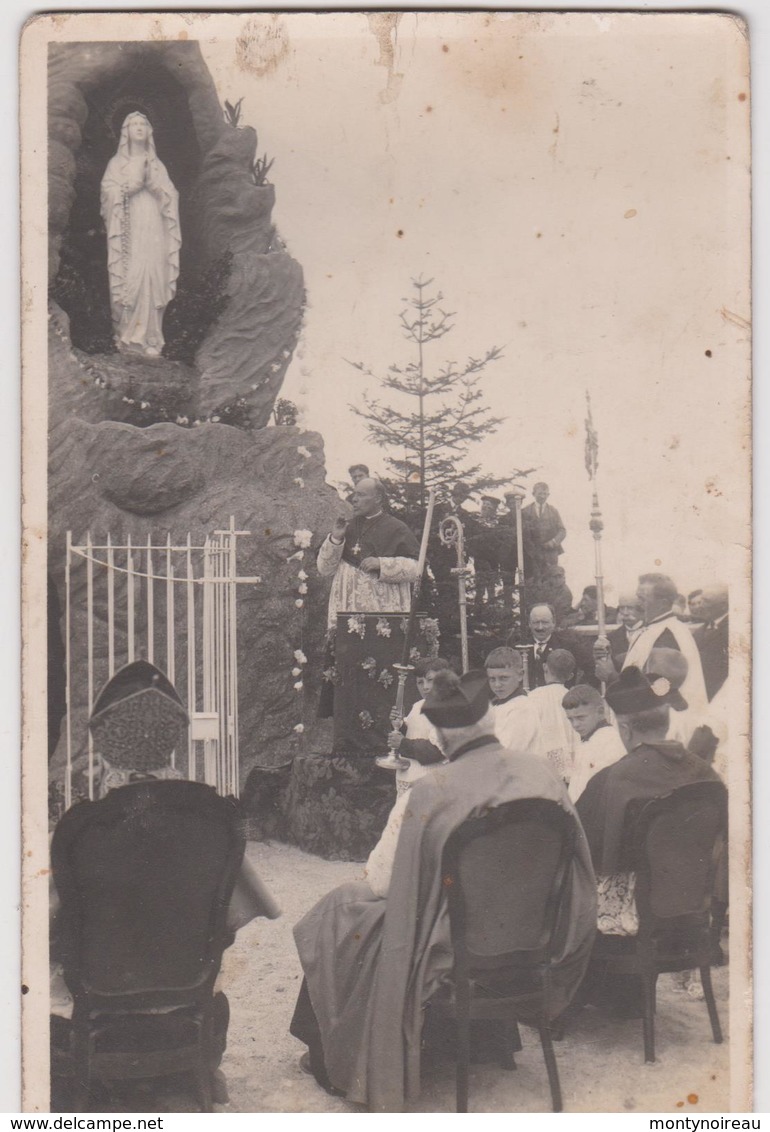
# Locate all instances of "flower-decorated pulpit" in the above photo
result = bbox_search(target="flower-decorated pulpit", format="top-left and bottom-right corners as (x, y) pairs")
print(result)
(246, 611), (440, 859)
(331, 612), (437, 757)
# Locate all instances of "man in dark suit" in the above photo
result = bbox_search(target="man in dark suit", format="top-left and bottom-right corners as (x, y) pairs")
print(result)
(469, 495), (501, 616)
(606, 591), (645, 667)
(512, 603), (596, 689)
(521, 482), (566, 583)
(692, 584), (729, 702)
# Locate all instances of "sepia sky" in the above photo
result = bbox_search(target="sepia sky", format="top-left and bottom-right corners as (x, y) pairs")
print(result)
(199, 11), (750, 599)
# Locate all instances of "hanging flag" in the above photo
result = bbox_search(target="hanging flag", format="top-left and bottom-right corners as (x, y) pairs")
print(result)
(584, 392), (599, 479)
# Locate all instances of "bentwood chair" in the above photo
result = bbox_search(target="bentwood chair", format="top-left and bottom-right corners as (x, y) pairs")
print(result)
(430, 798), (578, 1112)
(51, 780), (245, 1111)
(602, 780), (728, 1063)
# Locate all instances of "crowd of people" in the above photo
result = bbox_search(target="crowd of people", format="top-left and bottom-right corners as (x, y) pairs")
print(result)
(291, 634), (727, 1108)
(290, 475), (731, 1107)
(47, 467), (731, 1112)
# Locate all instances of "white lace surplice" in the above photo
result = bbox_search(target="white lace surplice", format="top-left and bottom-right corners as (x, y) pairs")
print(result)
(317, 537), (419, 629)
(596, 872), (639, 936)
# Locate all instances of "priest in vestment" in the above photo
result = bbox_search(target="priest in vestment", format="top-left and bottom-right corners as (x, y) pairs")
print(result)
(317, 478), (420, 629)
(596, 573), (707, 745)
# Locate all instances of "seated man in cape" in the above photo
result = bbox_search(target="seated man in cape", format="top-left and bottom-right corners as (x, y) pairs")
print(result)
(317, 477), (420, 630)
(575, 650), (722, 1011)
(290, 668), (597, 1112)
(50, 661), (280, 1108)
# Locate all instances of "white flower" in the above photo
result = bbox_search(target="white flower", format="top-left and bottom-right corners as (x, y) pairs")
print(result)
(140, 401), (150, 410)
(297, 446), (312, 459)
(297, 570), (308, 582)
(295, 598), (305, 608)
(293, 529), (313, 548)
(293, 723), (305, 734)
(292, 667), (302, 677)
(294, 477), (305, 489)
(298, 582), (308, 595)
(294, 649), (308, 665)
(294, 681), (304, 691)
(287, 550), (304, 562)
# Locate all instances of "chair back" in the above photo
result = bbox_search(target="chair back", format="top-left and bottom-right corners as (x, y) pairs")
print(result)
(52, 780), (245, 1010)
(441, 798), (576, 972)
(631, 780), (727, 928)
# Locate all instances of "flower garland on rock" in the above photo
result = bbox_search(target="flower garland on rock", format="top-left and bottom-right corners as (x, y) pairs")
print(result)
(290, 529), (314, 742)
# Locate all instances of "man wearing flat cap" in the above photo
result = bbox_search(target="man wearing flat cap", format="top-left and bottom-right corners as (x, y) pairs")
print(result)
(290, 668), (597, 1111)
(576, 650), (721, 940)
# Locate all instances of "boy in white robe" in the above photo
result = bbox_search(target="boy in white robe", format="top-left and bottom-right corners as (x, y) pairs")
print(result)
(485, 646), (539, 755)
(563, 683), (625, 802)
(527, 649), (580, 784)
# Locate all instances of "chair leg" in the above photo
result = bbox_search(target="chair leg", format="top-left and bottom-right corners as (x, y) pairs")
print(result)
(499, 1022), (517, 1071)
(700, 966), (723, 1044)
(642, 974), (656, 1063)
(455, 983), (470, 1112)
(197, 1068), (213, 1113)
(538, 1023), (562, 1113)
(71, 1022), (92, 1113)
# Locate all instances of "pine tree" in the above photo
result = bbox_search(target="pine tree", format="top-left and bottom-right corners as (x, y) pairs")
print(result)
(348, 277), (509, 520)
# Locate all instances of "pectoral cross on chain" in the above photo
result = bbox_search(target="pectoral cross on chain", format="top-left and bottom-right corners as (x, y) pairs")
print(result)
(352, 541), (362, 556)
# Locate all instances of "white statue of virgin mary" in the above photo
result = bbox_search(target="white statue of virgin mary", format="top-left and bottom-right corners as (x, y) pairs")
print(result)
(100, 112), (181, 357)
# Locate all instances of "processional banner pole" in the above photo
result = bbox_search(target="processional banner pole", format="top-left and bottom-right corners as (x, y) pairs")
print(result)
(376, 488), (437, 772)
(585, 393), (607, 694)
(438, 514), (470, 673)
(509, 483), (528, 640)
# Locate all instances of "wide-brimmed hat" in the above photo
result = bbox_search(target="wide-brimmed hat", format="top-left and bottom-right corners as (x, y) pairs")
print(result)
(421, 669), (490, 728)
(605, 657), (688, 717)
(643, 648), (689, 711)
(88, 660), (189, 771)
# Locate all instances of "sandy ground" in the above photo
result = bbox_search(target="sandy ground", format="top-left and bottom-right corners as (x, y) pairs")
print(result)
(214, 840), (730, 1114)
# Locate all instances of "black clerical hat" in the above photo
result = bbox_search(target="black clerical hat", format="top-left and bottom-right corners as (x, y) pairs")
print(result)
(605, 658), (687, 716)
(421, 669), (490, 728)
(89, 660), (189, 770)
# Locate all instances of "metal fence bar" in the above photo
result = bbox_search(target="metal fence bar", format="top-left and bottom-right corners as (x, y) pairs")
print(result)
(127, 535), (135, 664)
(216, 534), (226, 794)
(166, 536), (175, 684)
(146, 537), (154, 665)
(202, 537), (216, 787)
(186, 534), (195, 780)
(64, 532), (72, 810)
(68, 545), (259, 585)
(86, 532), (94, 800)
(228, 519), (240, 796)
(106, 534), (115, 678)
